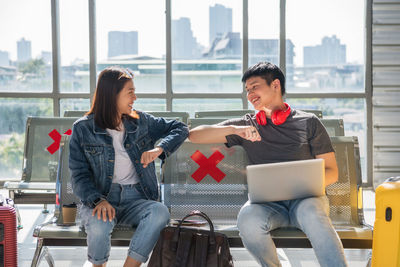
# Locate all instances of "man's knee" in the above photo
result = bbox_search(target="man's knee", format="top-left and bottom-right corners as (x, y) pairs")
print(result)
(237, 205), (270, 237)
(296, 196), (329, 216)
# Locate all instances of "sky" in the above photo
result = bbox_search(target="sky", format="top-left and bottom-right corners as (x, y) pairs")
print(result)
(0, 0), (365, 66)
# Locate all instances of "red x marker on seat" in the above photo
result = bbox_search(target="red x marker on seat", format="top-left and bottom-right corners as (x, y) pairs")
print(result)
(47, 129), (72, 154)
(191, 150), (226, 183)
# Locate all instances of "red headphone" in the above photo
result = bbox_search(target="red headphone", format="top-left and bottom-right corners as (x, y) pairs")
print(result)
(255, 102), (291, 126)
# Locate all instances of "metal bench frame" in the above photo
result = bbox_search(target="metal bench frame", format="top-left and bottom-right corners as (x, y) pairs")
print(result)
(4, 117), (78, 216)
(31, 136), (372, 267)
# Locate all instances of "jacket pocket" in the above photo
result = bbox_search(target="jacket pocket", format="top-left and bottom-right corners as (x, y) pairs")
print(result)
(83, 145), (104, 175)
(84, 145), (104, 156)
(136, 135), (152, 152)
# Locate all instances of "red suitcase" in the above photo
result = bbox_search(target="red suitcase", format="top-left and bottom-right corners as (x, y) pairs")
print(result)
(0, 197), (17, 267)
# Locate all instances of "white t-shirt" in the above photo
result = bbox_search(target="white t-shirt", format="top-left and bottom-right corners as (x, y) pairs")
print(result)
(106, 125), (139, 185)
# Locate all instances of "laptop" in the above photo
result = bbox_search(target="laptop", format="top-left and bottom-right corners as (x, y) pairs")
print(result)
(246, 158), (325, 203)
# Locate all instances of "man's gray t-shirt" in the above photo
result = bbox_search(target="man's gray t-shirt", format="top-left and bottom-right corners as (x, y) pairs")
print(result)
(219, 109), (334, 165)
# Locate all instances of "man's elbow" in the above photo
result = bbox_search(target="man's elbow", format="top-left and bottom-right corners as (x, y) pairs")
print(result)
(331, 174), (339, 185)
(327, 167), (339, 185)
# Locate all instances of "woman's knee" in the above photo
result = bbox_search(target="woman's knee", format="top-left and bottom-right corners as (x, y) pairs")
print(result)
(85, 218), (114, 238)
(149, 203), (170, 226)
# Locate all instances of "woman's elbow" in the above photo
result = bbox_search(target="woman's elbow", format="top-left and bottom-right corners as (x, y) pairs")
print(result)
(188, 129), (198, 143)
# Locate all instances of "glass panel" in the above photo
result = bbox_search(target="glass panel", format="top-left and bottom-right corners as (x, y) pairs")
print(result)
(96, 0), (166, 93)
(0, 98), (52, 179)
(287, 98), (367, 182)
(173, 98), (242, 117)
(60, 0), (90, 93)
(134, 99), (166, 112)
(172, 0), (243, 93)
(60, 98), (91, 117)
(287, 0), (365, 93)
(248, 0), (279, 67)
(0, 0), (52, 92)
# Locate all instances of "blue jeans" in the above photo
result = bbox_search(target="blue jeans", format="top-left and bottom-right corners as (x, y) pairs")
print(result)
(237, 196), (347, 267)
(80, 183), (170, 265)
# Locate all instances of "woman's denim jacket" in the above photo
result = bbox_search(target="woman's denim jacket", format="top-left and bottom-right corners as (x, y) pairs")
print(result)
(69, 112), (189, 208)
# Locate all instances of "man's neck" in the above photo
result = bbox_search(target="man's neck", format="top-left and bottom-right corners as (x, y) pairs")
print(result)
(262, 101), (286, 118)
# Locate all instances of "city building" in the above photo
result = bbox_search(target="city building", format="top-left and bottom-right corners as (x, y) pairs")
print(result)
(0, 50), (9, 66)
(40, 51), (52, 65)
(209, 4), (232, 45)
(17, 38), (32, 62)
(108, 31), (138, 58)
(303, 35), (346, 66)
(172, 17), (202, 59)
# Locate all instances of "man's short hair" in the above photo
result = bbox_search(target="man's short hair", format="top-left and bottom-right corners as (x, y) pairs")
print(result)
(241, 62), (286, 96)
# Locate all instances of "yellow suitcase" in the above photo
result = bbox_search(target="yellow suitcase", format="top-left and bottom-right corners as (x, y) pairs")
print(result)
(372, 177), (400, 267)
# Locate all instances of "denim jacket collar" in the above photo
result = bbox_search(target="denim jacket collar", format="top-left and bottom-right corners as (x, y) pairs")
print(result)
(91, 114), (138, 135)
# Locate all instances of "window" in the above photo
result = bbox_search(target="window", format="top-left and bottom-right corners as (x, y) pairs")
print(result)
(173, 99), (242, 117)
(286, 0), (365, 93)
(60, 98), (91, 116)
(0, 0), (371, 185)
(248, 0), (279, 67)
(0, 0), (52, 93)
(60, 0), (90, 93)
(96, 0), (166, 93)
(135, 99), (166, 112)
(172, 0), (243, 94)
(0, 98), (52, 178)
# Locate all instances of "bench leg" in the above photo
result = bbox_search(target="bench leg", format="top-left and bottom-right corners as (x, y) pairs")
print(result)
(43, 247), (55, 267)
(31, 238), (44, 267)
(42, 203), (50, 214)
(15, 205), (23, 230)
(31, 238), (55, 267)
(366, 250), (372, 267)
(31, 239), (55, 267)
(8, 190), (23, 229)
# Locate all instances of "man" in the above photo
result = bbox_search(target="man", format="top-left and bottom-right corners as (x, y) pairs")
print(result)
(189, 62), (347, 267)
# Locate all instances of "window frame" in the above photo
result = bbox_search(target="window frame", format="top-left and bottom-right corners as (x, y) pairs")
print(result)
(0, 0), (373, 187)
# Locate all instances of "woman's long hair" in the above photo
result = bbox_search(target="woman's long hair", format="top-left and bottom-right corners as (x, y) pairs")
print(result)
(87, 66), (137, 129)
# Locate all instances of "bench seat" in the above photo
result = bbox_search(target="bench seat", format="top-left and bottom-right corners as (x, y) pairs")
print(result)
(4, 181), (55, 190)
(34, 222), (372, 248)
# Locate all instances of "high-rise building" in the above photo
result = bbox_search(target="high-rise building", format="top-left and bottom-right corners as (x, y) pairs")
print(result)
(0, 50), (9, 66)
(204, 36), (295, 85)
(303, 35), (346, 66)
(209, 4), (232, 45)
(17, 38), (32, 62)
(172, 17), (202, 59)
(108, 31), (138, 58)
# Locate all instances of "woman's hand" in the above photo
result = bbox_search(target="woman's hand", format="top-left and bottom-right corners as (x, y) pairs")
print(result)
(141, 146), (164, 168)
(92, 200), (115, 222)
(233, 125), (261, 142)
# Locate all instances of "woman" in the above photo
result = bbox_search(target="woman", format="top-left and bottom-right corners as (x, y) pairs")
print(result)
(69, 66), (189, 267)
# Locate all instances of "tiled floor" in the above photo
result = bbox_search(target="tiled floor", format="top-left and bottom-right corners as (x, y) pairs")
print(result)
(12, 190), (375, 267)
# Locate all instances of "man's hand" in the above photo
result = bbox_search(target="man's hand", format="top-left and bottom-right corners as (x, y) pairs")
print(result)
(141, 146), (164, 168)
(233, 125), (261, 142)
(92, 200), (115, 222)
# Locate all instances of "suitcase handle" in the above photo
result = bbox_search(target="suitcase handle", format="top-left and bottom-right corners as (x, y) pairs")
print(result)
(385, 176), (400, 183)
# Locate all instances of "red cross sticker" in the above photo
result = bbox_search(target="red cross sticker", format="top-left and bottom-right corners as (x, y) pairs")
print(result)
(47, 129), (72, 154)
(191, 150), (226, 183)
